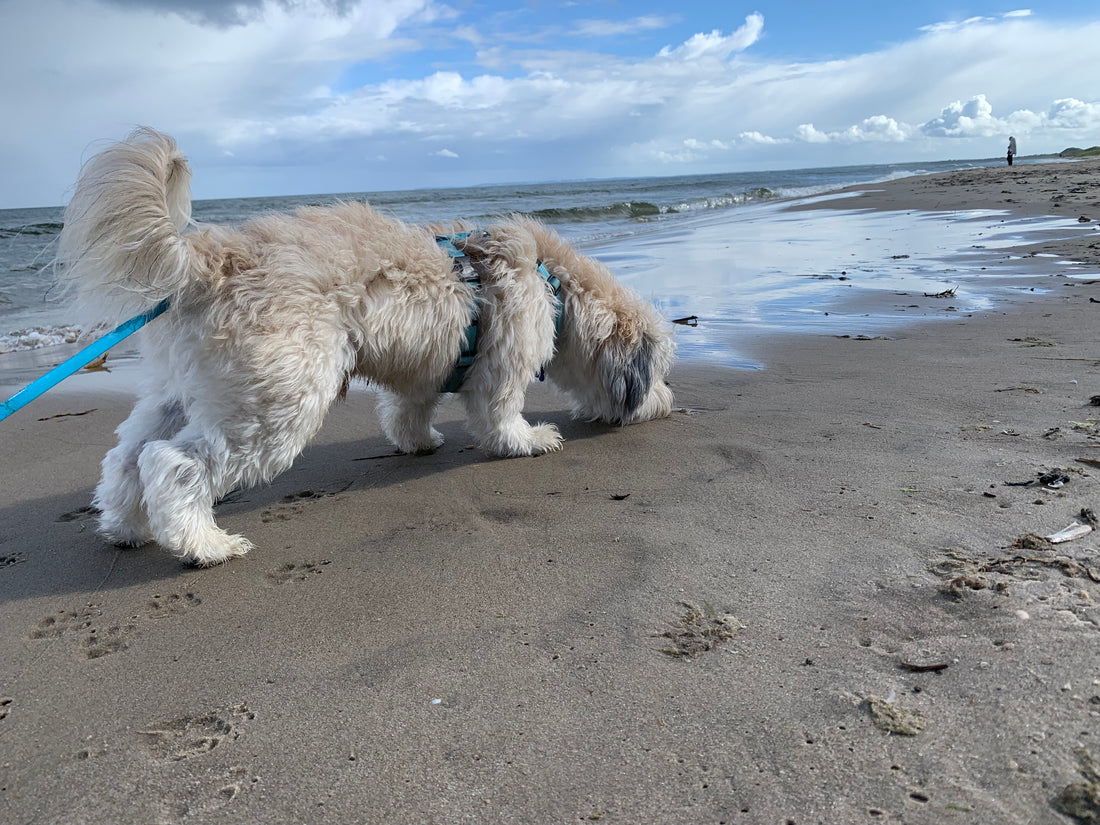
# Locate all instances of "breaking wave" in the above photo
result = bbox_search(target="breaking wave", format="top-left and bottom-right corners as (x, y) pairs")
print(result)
(0, 324), (85, 354)
(526, 188), (777, 224)
(0, 222), (64, 239)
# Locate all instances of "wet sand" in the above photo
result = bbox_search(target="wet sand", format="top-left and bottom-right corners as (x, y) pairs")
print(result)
(2, 159), (1100, 824)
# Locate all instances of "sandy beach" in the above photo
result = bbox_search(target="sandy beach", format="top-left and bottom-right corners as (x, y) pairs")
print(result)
(3, 159), (1100, 824)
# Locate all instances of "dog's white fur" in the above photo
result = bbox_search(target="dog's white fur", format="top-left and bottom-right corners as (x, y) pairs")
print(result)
(57, 128), (674, 566)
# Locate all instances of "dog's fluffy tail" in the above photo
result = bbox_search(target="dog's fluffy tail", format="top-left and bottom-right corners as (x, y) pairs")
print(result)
(57, 128), (197, 323)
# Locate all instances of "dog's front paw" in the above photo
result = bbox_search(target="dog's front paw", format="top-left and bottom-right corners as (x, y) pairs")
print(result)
(485, 422), (563, 457)
(98, 518), (154, 549)
(528, 423), (564, 454)
(410, 428), (446, 455)
(180, 533), (254, 568)
(391, 427), (445, 455)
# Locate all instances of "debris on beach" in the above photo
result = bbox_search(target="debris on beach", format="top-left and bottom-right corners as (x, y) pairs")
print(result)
(941, 574), (994, 599)
(657, 601), (741, 658)
(984, 554), (1100, 583)
(36, 408), (98, 422)
(864, 694), (927, 736)
(1004, 469), (1076, 489)
(1046, 519), (1094, 545)
(1053, 748), (1100, 823)
(899, 659), (950, 673)
(1012, 533), (1055, 553)
(924, 286), (957, 298)
(1009, 336), (1055, 347)
(1041, 470), (1073, 488)
(930, 540), (1100, 599)
(82, 352), (110, 372)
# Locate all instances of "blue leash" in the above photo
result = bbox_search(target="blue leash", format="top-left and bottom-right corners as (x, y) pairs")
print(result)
(0, 299), (169, 423)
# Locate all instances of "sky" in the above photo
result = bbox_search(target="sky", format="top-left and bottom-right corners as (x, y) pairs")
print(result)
(2, 0), (1100, 208)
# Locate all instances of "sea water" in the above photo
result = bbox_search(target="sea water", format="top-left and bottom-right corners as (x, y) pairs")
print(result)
(0, 154), (1086, 369)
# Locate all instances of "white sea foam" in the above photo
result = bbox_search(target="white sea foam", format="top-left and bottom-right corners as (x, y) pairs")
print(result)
(0, 324), (86, 354)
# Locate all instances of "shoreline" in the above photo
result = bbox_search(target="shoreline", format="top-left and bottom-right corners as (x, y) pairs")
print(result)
(3, 154), (1096, 365)
(3, 159), (1100, 823)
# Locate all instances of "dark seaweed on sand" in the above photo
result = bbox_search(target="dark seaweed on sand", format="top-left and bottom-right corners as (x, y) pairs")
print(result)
(658, 601), (740, 658)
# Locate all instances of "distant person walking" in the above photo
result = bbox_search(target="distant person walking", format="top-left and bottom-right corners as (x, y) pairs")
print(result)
(1007, 136), (1017, 166)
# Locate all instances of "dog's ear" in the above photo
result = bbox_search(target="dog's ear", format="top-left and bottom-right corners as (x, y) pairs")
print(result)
(603, 334), (654, 421)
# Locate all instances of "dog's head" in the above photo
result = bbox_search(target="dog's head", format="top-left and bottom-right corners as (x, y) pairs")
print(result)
(595, 318), (675, 425)
(490, 215), (676, 426)
(549, 296), (674, 426)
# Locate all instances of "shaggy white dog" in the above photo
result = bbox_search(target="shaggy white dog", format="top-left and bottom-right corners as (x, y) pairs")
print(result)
(57, 129), (675, 566)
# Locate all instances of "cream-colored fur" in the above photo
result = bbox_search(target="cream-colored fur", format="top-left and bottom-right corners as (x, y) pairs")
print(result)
(57, 128), (675, 565)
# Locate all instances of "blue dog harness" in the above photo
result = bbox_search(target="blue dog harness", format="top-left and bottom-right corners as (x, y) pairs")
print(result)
(436, 232), (563, 393)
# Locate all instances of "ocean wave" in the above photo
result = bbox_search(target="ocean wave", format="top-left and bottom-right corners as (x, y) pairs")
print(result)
(0, 324), (85, 354)
(528, 201), (664, 223)
(0, 222), (64, 238)
(526, 188), (778, 224)
(668, 188), (778, 213)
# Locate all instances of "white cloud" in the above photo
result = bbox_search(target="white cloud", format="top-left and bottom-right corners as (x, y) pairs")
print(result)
(781, 117), (915, 146)
(657, 14), (764, 60)
(920, 16), (993, 34)
(839, 115), (911, 143)
(1045, 97), (1100, 129)
(921, 95), (998, 137)
(684, 138), (733, 151)
(4, 1), (1100, 206)
(739, 131), (790, 146)
(919, 95), (1100, 140)
(573, 16), (670, 38)
(796, 124), (831, 144)
(434, 148), (459, 158)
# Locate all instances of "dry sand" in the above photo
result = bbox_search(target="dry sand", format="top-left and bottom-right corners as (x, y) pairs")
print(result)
(3, 159), (1100, 824)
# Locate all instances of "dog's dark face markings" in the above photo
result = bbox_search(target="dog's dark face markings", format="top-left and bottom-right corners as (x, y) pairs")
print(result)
(605, 335), (654, 421)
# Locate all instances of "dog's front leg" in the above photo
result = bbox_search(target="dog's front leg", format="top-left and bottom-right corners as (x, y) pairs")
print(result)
(461, 377), (563, 457)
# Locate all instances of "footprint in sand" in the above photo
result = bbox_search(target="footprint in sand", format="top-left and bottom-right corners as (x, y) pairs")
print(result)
(28, 590), (204, 659)
(29, 604), (102, 639)
(80, 623), (139, 659)
(260, 489), (332, 523)
(55, 505), (100, 523)
(156, 766), (261, 822)
(144, 592), (203, 619)
(0, 552), (26, 569)
(266, 560), (332, 585)
(139, 703), (255, 762)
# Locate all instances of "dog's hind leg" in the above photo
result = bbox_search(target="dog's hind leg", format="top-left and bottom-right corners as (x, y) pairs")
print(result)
(376, 388), (445, 454)
(95, 397), (186, 547)
(137, 429), (251, 567)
